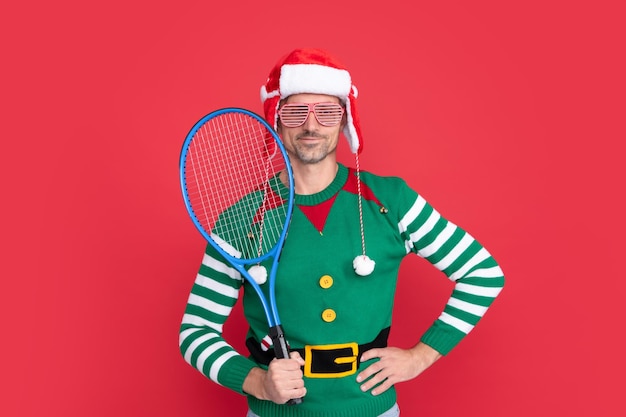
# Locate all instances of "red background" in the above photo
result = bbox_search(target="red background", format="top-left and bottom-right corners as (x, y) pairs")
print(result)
(2, 1), (624, 416)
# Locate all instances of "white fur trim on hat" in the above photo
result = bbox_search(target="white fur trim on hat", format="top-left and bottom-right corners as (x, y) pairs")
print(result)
(279, 64), (352, 100)
(260, 86), (279, 102)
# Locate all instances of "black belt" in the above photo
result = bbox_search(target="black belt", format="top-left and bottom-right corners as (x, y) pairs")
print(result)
(246, 327), (390, 378)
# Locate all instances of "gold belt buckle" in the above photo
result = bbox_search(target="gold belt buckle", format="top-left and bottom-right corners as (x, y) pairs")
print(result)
(304, 342), (359, 378)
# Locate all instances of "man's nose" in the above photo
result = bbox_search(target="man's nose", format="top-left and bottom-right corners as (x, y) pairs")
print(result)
(302, 109), (319, 129)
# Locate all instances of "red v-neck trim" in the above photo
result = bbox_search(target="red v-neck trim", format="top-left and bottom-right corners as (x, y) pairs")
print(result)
(297, 195), (337, 233)
(296, 168), (382, 233)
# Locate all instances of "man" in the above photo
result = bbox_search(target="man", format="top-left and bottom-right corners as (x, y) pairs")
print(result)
(179, 48), (505, 417)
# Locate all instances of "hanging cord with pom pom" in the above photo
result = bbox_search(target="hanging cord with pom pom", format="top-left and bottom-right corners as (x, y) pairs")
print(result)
(248, 154), (274, 285)
(352, 152), (375, 276)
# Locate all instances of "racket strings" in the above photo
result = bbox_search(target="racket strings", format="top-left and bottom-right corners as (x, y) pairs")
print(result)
(185, 112), (288, 259)
(254, 159), (275, 259)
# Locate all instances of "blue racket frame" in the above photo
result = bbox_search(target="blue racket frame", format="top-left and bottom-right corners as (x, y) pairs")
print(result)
(179, 108), (295, 331)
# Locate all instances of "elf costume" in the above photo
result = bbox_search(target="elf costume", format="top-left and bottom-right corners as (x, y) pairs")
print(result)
(179, 49), (505, 417)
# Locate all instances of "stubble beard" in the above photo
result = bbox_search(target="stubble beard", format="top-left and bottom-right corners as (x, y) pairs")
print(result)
(292, 132), (337, 164)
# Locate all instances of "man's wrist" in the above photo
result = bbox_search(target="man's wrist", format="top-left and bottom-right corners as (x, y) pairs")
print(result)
(242, 367), (267, 400)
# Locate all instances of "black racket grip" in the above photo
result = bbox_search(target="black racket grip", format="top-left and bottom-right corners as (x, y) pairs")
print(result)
(269, 325), (303, 405)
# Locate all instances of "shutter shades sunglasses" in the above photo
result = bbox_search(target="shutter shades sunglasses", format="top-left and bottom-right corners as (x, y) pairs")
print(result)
(278, 102), (345, 127)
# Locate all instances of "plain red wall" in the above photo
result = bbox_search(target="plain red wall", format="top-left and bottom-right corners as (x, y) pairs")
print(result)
(2, 1), (625, 416)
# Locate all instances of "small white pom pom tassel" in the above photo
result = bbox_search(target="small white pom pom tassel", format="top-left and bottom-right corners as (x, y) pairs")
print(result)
(353, 255), (375, 276)
(352, 151), (375, 277)
(248, 265), (268, 285)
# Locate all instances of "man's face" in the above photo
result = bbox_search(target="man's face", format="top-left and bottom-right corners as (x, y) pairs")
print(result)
(276, 93), (345, 165)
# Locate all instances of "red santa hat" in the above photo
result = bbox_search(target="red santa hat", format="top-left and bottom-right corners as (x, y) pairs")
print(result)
(260, 48), (363, 154)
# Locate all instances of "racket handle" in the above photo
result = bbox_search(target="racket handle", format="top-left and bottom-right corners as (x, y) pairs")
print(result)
(269, 325), (303, 405)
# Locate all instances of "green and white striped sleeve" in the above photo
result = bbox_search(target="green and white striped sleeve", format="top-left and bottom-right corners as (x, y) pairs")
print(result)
(179, 244), (257, 393)
(399, 194), (505, 355)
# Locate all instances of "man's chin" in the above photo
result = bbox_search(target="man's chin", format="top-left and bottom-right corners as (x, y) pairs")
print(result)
(298, 155), (327, 165)
(293, 142), (339, 164)
(294, 147), (327, 164)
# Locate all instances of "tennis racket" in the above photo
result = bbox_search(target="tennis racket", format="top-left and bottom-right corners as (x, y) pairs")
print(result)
(179, 108), (302, 405)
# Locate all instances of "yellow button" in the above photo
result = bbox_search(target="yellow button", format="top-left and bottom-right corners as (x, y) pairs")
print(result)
(319, 275), (334, 289)
(322, 309), (336, 322)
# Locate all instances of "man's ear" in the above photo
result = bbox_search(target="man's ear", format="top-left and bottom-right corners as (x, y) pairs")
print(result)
(340, 114), (348, 130)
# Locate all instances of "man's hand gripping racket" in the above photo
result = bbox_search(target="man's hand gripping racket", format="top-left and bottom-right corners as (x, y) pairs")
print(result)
(179, 108), (302, 405)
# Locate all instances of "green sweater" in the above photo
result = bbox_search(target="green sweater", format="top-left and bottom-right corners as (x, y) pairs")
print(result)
(179, 163), (505, 417)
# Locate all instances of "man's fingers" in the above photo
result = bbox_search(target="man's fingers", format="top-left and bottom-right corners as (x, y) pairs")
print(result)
(289, 350), (305, 365)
